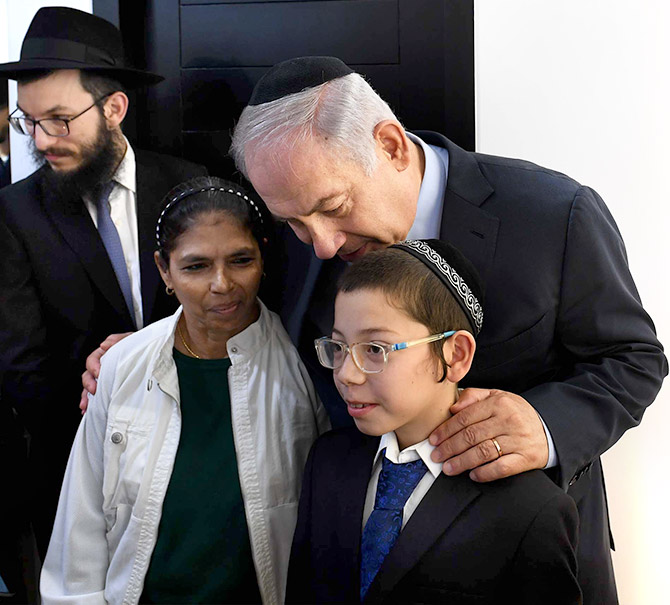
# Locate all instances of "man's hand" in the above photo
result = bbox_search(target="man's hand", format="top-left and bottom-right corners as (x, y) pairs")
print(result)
(429, 388), (549, 482)
(79, 332), (133, 413)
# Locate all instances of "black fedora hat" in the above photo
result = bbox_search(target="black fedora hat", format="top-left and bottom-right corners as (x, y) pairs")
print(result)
(0, 7), (163, 88)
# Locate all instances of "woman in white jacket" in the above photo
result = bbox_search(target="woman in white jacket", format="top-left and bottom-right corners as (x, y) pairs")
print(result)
(41, 177), (330, 605)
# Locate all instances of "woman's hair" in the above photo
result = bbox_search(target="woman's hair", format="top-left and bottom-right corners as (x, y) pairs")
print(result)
(230, 72), (397, 178)
(337, 248), (472, 383)
(156, 176), (270, 266)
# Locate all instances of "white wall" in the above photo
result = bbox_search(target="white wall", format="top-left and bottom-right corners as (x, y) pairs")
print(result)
(2, 0), (667, 601)
(474, 1), (670, 603)
(0, 0), (92, 183)
(0, 2), (6, 64)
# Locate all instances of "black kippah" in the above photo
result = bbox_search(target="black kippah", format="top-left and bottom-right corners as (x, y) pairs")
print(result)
(390, 239), (484, 336)
(248, 56), (353, 106)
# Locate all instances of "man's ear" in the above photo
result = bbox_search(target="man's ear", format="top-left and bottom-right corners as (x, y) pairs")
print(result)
(153, 250), (172, 289)
(372, 120), (412, 172)
(102, 91), (128, 129)
(444, 331), (476, 383)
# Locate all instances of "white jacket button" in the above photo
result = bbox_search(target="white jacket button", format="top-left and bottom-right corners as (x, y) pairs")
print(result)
(111, 432), (123, 444)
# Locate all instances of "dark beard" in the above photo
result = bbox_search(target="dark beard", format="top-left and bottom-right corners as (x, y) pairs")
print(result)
(32, 121), (125, 200)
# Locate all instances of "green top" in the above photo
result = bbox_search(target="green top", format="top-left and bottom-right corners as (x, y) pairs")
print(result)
(141, 349), (261, 604)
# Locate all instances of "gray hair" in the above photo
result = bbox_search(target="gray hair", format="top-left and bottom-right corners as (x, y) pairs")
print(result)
(230, 73), (398, 178)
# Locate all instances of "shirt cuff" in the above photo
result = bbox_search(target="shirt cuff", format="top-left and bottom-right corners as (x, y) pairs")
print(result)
(539, 414), (558, 469)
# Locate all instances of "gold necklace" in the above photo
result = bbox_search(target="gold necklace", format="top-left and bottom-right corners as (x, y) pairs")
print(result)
(177, 320), (201, 359)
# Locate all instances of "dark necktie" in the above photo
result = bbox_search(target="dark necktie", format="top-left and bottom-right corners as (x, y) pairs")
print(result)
(95, 182), (135, 326)
(360, 452), (427, 599)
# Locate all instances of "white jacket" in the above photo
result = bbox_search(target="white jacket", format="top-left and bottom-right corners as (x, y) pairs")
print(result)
(41, 303), (330, 605)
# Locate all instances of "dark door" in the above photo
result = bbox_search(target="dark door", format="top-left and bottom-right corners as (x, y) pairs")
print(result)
(103, 0), (474, 178)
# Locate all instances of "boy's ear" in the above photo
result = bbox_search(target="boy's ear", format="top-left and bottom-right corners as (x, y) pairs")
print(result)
(445, 331), (476, 383)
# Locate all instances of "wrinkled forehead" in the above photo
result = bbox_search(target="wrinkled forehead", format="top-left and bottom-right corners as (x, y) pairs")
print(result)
(245, 137), (351, 216)
(246, 133), (338, 178)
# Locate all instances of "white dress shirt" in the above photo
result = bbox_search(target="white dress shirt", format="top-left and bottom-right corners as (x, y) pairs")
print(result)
(362, 432), (443, 531)
(83, 138), (144, 328)
(406, 133), (448, 241)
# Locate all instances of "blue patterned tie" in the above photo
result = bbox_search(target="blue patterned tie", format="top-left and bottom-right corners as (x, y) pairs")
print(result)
(360, 451), (427, 599)
(95, 182), (135, 327)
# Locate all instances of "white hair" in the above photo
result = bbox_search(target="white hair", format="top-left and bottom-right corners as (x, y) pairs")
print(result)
(230, 73), (399, 178)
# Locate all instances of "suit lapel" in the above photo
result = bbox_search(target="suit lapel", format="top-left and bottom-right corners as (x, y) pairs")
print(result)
(343, 434), (381, 564)
(365, 472), (482, 602)
(40, 173), (134, 326)
(415, 131), (500, 294)
(135, 152), (164, 324)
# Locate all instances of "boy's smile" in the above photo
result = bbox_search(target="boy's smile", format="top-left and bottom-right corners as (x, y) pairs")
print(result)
(345, 400), (379, 418)
(333, 289), (458, 449)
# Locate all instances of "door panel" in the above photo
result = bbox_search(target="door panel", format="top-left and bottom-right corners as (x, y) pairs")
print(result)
(126, 0), (474, 176)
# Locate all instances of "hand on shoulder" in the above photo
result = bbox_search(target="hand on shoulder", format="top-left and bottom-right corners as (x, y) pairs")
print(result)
(429, 388), (549, 482)
(79, 332), (133, 412)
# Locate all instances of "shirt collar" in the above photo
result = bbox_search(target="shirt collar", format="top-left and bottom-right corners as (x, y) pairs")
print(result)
(112, 136), (136, 194)
(374, 431), (443, 479)
(406, 132), (447, 240)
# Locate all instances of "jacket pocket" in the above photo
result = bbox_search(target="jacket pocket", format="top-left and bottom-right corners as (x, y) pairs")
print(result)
(402, 584), (488, 603)
(105, 502), (132, 554)
(103, 420), (153, 509)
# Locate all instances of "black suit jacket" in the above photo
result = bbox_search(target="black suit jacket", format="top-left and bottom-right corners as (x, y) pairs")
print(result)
(288, 428), (581, 605)
(276, 133), (667, 604)
(0, 149), (206, 554)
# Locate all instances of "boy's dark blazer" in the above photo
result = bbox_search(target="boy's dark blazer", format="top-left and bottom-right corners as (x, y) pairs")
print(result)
(276, 133), (667, 604)
(288, 427), (581, 605)
(0, 149), (206, 554)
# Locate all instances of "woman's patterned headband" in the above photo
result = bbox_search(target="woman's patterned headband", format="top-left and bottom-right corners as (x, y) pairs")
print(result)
(155, 186), (264, 248)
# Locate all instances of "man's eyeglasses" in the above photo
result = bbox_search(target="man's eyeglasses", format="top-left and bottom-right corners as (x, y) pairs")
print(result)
(314, 331), (456, 374)
(9, 93), (112, 138)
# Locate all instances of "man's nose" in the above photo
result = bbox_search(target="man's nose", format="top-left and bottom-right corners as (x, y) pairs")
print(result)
(308, 221), (346, 260)
(32, 126), (52, 151)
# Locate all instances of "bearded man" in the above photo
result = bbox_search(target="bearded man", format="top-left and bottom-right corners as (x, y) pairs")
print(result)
(0, 7), (206, 558)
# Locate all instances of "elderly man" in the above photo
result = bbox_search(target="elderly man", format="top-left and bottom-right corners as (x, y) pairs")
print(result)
(0, 7), (206, 558)
(229, 56), (666, 604)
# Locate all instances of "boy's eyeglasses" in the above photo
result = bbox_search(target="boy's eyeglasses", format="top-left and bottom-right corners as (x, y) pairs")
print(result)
(8, 93), (112, 138)
(315, 331), (456, 374)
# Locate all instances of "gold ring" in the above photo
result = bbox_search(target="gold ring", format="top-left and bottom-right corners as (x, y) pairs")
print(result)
(491, 438), (503, 458)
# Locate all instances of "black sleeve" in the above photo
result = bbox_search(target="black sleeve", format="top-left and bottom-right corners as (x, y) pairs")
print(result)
(512, 492), (582, 604)
(286, 441), (317, 605)
(0, 215), (61, 430)
(524, 186), (667, 487)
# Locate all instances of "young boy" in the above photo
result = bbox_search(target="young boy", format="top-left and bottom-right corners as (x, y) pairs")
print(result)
(287, 239), (581, 604)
